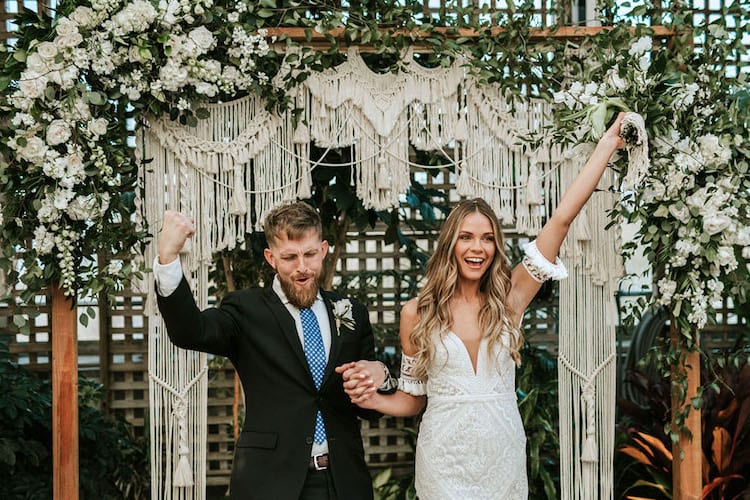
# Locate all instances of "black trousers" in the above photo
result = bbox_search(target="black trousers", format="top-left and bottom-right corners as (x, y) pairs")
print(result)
(299, 469), (337, 500)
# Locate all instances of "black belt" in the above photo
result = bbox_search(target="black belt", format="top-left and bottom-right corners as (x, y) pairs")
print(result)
(308, 453), (329, 471)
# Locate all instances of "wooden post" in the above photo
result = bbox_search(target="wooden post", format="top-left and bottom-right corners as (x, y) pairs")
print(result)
(51, 284), (79, 500)
(670, 324), (702, 500)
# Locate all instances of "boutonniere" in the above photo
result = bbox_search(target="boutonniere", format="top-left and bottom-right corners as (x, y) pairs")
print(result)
(332, 299), (355, 333)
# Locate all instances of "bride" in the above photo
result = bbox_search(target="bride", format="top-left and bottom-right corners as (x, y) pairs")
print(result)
(336, 114), (625, 499)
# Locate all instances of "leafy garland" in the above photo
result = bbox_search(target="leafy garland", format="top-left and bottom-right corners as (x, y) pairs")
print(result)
(0, 0), (552, 302)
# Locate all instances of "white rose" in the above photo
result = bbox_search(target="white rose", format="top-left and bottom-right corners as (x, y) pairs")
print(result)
(25, 53), (49, 73)
(69, 7), (95, 28)
(743, 247), (750, 259)
(628, 36), (652, 56)
(227, 12), (239, 23)
(88, 118), (109, 137)
(46, 120), (72, 146)
(59, 66), (79, 89)
(703, 214), (732, 235)
(36, 41), (58, 60)
(19, 136), (49, 164)
(18, 70), (48, 99)
(668, 204), (691, 224)
(55, 32), (84, 48)
(159, 0), (181, 25)
(716, 246), (736, 269)
(55, 18), (79, 38)
(685, 189), (708, 210)
(159, 60), (189, 91)
(188, 26), (215, 53)
(646, 181), (666, 201)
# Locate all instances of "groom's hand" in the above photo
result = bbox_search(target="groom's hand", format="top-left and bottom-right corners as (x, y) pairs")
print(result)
(158, 210), (195, 264)
(335, 360), (384, 403)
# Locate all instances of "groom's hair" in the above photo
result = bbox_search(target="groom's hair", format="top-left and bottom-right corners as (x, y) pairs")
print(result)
(263, 202), (323, 247)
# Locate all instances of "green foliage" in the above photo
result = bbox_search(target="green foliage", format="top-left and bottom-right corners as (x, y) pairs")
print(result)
(0, 337), (150, 499)
(616, 341), (750, 499)
(371, 427), (418, 500)
(517, 345), (560, 499)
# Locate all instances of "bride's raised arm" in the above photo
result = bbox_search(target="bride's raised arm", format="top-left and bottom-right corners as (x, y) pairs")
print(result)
(509, 112), (626, 317)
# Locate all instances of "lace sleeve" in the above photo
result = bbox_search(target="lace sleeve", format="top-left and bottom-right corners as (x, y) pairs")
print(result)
(522, 240), (568, 283)
(398, 353), (427, 396)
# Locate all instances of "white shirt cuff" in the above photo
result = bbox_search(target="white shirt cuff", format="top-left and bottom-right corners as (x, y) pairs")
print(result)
(153, 256), (184, 297)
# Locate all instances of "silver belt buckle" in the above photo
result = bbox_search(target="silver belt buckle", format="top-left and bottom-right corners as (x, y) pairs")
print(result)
(312, 453), (327, 470)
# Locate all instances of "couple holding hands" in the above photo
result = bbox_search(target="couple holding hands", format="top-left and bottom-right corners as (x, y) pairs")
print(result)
(154, 115), (626, 499)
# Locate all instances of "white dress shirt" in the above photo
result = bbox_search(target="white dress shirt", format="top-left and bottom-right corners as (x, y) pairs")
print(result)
(153, 256), (332, 455)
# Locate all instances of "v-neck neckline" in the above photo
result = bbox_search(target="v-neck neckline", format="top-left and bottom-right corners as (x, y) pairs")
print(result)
(448, 331), (482, 376)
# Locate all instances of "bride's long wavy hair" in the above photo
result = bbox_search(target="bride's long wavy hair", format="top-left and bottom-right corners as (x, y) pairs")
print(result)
(409, 198), (521, 378)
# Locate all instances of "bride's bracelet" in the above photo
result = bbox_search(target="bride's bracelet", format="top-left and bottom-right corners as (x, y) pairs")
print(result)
(521, 240), (568, 283)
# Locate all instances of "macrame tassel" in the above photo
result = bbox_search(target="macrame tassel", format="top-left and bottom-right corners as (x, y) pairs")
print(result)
(581, 435), (599, 463)
(297, 154), (312, 199)
(454, 114), (468, 142)
(526, 161), (543, 206)
(293, 122), (310, 144)
(580, 384), (599, 463)
(173, 402), (194, 487)
(377, 156), (391, 190)
(229, 169), (247, 216)
(173, 454), (194, 487)
(455, 164), (471, 196)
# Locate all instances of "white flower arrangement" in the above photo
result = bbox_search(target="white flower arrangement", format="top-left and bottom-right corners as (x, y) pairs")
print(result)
(331, 299), (356, 333)
(0, 0), (275, 298)
(553, 23), (750, 332)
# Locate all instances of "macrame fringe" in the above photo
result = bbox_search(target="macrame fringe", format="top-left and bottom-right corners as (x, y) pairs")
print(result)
(557, 153), (622, 500)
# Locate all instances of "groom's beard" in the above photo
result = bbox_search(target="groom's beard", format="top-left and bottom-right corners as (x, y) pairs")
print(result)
(279, 272), (319, 309)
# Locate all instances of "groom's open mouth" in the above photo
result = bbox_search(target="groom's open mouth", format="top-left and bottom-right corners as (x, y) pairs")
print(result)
(294, 275), (314, 286)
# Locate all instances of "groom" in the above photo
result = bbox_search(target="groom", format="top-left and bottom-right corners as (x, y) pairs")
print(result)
(154, 202), (395, 499)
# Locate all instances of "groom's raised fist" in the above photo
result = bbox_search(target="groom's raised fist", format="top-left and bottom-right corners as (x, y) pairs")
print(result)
(157, 210), (195, 264)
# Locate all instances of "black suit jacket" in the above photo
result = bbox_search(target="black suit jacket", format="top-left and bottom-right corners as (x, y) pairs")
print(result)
(157, 278), (379, 499)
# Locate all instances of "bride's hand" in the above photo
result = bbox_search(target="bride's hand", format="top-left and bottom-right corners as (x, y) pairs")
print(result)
(335, 361), (378, 405)
(600, 112), (626, 150)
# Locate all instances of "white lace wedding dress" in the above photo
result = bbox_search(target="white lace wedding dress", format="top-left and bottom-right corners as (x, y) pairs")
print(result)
(412, 332), (528, 499)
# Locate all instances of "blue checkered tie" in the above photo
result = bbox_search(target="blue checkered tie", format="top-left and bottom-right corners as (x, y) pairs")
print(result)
(300, 307), (327, 444)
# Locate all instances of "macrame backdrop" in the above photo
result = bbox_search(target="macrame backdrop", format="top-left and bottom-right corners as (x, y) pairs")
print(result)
(557, 144), (624, 500)
(136, 47), (621, 499)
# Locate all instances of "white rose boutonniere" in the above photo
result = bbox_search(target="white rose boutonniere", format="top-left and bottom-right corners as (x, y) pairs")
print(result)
(332, 299), (355, 333)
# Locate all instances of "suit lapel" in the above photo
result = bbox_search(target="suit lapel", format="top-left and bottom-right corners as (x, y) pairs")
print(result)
(321, 291), (343, 387)
(261, 289), (309, 375)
